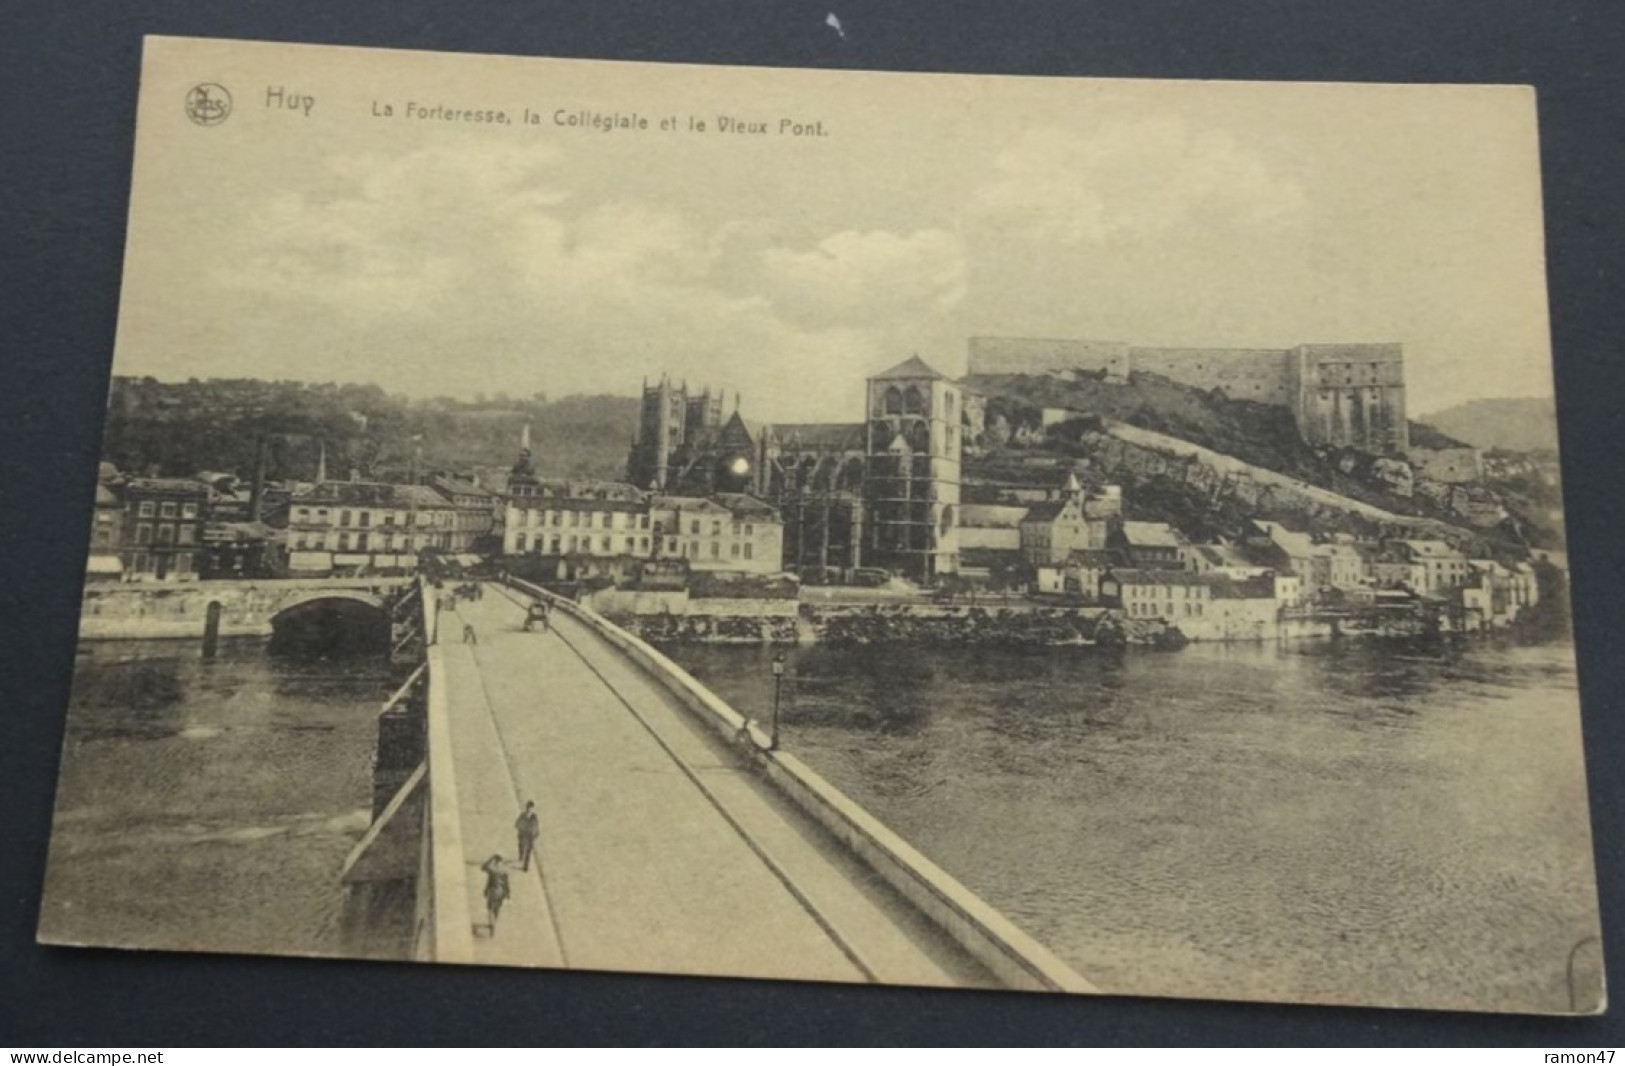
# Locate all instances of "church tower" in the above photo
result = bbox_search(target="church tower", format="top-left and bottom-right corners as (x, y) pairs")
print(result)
(863, 355), (961, 581)
(627, 377), (688, 490)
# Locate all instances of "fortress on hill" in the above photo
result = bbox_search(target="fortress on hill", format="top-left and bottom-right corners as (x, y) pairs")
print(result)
(968, 336), (1410, 455)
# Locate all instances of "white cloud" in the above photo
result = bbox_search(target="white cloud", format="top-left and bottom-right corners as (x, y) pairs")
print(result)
(207, 144), (959, 420)
(758, 228), (967, 326)
(971, 116), (1306, 246)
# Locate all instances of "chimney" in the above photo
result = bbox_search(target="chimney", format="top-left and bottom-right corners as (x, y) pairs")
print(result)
(248, 435), (267, 522)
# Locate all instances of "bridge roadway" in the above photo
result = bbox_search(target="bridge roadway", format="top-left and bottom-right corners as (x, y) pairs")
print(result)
(435, 586), (995, 986)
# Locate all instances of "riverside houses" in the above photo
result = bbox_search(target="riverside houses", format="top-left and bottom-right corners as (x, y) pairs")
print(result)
(502, 479), (785, 580)
(1100, 568), (1282, 641)
(1390, 540), (1473, 598)
(1108, 521), (1186, 569)
(117, 477), (209, 581)
(650, 493), (783, 575)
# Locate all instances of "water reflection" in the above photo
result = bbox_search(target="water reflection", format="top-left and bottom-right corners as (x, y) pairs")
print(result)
(666, 638), (1599, 1012)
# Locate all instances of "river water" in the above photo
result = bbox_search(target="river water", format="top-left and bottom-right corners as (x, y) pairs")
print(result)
(38, 632), (1603, 1012)
(667, 638), (1603, 1013)
(38, 638), (395, 960)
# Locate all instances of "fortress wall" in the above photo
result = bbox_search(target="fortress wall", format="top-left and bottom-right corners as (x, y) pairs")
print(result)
(1128, 347), (1294, 404)
(967, 336), (1129, 379)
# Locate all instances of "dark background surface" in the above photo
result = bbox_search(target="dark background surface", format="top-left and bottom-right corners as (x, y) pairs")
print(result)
(2, 0), (1621, 1047)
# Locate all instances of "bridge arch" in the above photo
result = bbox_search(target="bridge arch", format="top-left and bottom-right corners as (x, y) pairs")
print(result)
(270, 589), (389, 619)
(269, 589), (392, 657)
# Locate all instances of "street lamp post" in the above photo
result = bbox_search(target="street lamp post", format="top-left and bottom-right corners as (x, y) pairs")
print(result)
(770, 652), (786, 751)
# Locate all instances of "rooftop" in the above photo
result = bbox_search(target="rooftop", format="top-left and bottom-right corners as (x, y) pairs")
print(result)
(768, 422), (866, 450)
(297, 481), (450, 509)
(870, 355), (948, 382)
(1118, 521), (1184, 548)
(1400, 539), (1466, 559)
(1110, 568), (1211, 587)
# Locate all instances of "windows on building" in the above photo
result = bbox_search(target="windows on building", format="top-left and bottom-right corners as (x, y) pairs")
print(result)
(177, 526), (196, 546)
(156, 524), (175, 546)
(135, 523), (153, 545)
(138, 501), (155, 518)
(181, 502), (199, 519)
(160, 502), (177, 518)
(744, 543), (753, 560)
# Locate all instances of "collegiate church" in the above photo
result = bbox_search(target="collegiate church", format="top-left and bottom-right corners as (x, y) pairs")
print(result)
(626, 357), (964, 582)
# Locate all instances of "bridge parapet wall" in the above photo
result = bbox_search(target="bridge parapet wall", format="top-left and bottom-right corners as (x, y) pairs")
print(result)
(420, 637), (474, 964)
(507, 578), (1095, 993)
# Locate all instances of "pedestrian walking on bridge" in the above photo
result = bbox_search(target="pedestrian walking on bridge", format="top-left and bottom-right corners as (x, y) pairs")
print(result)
(515, 801), (540, 871)
(479, 854), (511, 935)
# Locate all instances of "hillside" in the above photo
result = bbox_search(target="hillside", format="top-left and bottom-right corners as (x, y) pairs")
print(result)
(969, 370), (1411, 503)
(964, 370), (1560, 553)
(101, 377), (638, 484)
(1418, 398), (1560, 453)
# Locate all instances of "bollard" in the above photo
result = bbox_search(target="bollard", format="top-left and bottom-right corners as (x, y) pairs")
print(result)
(202, 601), (223, 659)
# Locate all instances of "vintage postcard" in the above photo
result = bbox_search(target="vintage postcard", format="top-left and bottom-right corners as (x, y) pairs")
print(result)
(39, 35), (1603, 1014)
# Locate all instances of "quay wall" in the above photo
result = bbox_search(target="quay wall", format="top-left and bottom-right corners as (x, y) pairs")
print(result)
(77, 579), (409, 640)
(506, 577), (1096, 994)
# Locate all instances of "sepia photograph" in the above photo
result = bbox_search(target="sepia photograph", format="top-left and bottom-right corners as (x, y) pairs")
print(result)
(36, 34), (1604, 1016)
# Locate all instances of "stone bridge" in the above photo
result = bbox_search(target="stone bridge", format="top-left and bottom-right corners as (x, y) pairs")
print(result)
(78, 577), (413, 640)
(343, 577), (1095, 992)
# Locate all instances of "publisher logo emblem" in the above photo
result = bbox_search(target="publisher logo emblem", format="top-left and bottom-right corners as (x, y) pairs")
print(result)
(185, 83), (232, 126)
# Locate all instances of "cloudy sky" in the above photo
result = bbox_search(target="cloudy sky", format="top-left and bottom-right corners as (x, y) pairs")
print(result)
(116, 38), (1556, 421)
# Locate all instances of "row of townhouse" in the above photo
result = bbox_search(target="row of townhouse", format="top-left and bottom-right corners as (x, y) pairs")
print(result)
(1101, 568), (1284, 641)
(89, 472), (290, 582)
(502, 480), (784, 580)
(286, 479), (496, 574)
(1031, 510), (1543, 624)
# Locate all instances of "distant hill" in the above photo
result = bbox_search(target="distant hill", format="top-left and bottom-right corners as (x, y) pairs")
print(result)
(101, 377), (639, 484)
(1417, 398), (1559, 454)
